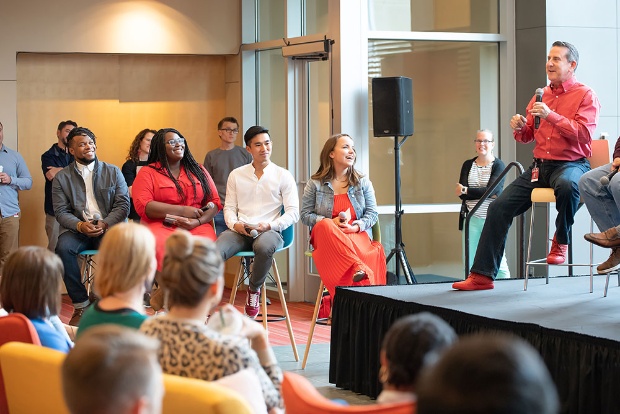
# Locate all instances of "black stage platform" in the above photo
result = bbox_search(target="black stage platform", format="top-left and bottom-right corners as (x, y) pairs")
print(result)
(329, 276), (620, 414)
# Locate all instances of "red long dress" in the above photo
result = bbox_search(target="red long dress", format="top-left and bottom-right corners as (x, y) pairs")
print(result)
(132, 162), (221, 270)
(310, 194), (386, 297)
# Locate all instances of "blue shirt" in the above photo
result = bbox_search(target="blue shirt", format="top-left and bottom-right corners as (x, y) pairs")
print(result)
(0, 144), (32, 217)
(30, 317), (72, 353)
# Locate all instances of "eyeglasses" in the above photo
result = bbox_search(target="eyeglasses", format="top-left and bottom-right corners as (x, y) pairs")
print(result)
(165, 138), (185, 146)
(474, 140), (493, 144)
(219, 128), (239, 134)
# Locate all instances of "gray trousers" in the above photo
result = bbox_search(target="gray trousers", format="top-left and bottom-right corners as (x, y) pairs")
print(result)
(216, 229), (283, 291)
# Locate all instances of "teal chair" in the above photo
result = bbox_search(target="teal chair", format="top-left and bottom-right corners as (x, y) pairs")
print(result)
(228, 224), (298, 361)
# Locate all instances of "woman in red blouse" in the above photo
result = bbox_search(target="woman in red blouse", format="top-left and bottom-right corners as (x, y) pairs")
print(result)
(133, 128), (222, 271)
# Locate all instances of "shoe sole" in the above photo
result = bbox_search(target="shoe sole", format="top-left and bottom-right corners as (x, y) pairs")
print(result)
(451, 283), (494, 291)
(597, 263), (620, 274)
(584, 235), (620, 248)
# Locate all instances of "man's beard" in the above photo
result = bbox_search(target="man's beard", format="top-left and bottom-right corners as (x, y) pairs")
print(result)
(76, 155), (95, 165)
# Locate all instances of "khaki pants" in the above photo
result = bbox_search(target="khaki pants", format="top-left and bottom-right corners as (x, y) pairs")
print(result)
(0, 213), (20, 274)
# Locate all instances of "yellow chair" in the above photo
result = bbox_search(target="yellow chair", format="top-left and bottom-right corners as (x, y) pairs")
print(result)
(0, 342), (253, 414)
(525, 139), (610, 292)
(162, 373), (253, 414)
(0, 342), (69, 414)
(302, 221), (381, 369)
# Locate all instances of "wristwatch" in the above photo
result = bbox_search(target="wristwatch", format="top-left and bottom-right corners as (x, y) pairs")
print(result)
(461, 186), (467, 195)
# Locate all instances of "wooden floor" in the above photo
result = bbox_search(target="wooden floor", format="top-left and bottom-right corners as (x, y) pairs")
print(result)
(60, 287), (331, 347)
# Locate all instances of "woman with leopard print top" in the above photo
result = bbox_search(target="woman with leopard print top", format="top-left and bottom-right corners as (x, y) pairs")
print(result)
(140, 229), (283, 413)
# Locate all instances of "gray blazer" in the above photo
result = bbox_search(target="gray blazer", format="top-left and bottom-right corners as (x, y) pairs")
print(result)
(52, 159), (130, 236)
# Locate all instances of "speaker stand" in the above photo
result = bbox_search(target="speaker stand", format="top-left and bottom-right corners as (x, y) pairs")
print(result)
(385, 135), (417, 285)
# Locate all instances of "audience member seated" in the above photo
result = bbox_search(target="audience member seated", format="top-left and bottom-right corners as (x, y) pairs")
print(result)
(0, 246), (73, 352)
(140, 229), (284, 414)
(77, 222), (157, 337)
(378, 312), (457, 404)
(216, 125), (299, 320)
(300, 133), (386, 301)
(53, 126), (130, 325)
(122, 128), (156, 223)
(62, 324), (163, 414)
(132, 128), (221, 274)
(416, 333), (559, 414)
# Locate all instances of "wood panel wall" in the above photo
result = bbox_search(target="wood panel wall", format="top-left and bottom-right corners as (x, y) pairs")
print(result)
(16, 53), (231, 247)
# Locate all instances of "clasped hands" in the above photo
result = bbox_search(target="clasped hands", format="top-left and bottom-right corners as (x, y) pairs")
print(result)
(80, 220), (108, 237)
(233, 221), (270, 236)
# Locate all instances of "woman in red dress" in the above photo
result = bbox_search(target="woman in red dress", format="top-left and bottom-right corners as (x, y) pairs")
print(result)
(300, 134), (386, 299)
(133, 128), (221, 271)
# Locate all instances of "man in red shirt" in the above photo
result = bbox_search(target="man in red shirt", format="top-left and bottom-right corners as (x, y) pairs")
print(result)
(454, 40), (601, 290)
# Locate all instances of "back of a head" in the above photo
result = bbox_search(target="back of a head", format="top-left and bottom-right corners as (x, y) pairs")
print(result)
(0, 246), (63, 319)
(416, 334), (559, 414)
(95, 222), (156, 297)
(160, 229), (223, 308)
(382, 312), (457, 388)
(62, 325), (163, 414)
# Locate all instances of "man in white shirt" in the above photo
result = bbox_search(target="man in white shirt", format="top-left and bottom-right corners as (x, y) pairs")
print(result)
(216, 125), (299, 318)
(53, 127), (129, 325)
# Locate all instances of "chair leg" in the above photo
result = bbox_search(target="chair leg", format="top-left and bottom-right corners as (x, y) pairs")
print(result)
(589, 218), (594, 294)
(302, 280), (324, 369)
(229, 258), (245, 305)
(271, 260), (299, 361)
(524, 203), (536, 291)
(261, 285), (268, 331)
(604, 272), (611, 297)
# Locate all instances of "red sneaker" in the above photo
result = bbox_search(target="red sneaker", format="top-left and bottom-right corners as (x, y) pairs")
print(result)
(547, 234), (568, 264)
(244, 289), (261, 319)
(452, 272), (494, 290)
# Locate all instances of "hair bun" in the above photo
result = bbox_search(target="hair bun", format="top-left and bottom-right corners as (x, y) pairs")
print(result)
(165, 230), (194, 260)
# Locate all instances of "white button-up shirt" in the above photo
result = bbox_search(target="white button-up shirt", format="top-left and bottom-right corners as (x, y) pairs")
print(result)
(224, 162), (299, 232)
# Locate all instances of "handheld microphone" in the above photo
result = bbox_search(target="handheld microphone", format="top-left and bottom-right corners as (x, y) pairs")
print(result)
(201, 202), (215, 212)
(92, 213), (101, 225)
(250, 229), (259, 238)
(535, 88), (544, 129)
(339, 212), (347, 223)
(600, 168), (619, 186)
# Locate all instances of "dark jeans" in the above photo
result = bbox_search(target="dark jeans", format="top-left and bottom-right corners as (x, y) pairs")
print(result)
(471, 158), (590, 279)
(56, 231), (103, 305)
(213, 210), (227, 236)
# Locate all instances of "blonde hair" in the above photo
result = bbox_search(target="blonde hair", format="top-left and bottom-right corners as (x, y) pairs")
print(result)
(161, 229), (223, 308)
(95, 222), (156, 297)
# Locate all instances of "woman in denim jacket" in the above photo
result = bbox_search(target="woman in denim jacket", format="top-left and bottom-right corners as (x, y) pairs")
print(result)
(301, 134), (386, 301)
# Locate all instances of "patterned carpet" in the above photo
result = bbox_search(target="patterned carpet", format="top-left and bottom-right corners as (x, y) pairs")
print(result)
(60, 288), (331, 347)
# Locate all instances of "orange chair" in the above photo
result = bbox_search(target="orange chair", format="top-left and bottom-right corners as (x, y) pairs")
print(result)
(282, 372), (416, 414)
(0, 313), (42, 414)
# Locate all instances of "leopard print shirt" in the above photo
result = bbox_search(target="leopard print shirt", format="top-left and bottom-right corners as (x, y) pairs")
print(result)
(140, 315), (283, 410)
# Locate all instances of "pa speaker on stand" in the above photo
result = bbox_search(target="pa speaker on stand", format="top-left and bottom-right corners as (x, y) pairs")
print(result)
(371, 76), (416, 285)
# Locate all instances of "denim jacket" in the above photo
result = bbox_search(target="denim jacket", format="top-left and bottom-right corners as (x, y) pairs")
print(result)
(300, 176), (378, 238)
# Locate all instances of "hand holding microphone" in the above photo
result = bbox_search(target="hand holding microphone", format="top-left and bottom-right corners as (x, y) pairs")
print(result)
(201, 202), (215, 212)
(600, 167), (619, 186)
(534, 88), (544, 129)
